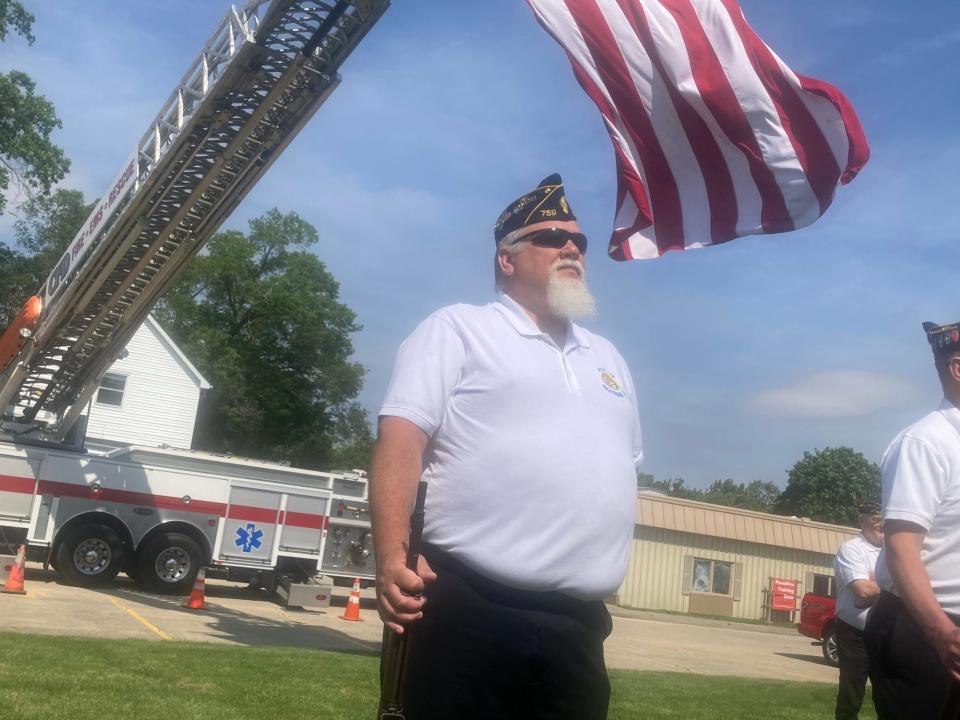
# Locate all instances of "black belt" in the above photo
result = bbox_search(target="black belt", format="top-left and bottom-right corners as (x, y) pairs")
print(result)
(878, 591), (960, 627)
(422, 543), (602, 620)
(836, 618), (865, 634)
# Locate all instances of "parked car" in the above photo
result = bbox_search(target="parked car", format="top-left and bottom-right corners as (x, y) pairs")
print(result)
(798, 591), (838, 666)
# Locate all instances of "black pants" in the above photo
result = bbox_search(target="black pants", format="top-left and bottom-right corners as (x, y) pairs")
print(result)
(864, 592), (960, 720)
(836, 620), (874, 720)
(400, 546), (613, 720)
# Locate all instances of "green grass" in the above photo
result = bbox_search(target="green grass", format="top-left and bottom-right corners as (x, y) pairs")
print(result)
(609, 669), (876, 719)
(0, 631), (873, 720)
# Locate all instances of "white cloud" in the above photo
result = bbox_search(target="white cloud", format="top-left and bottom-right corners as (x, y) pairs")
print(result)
(749, 371), (921, 419)
(861, 27), (960, 70)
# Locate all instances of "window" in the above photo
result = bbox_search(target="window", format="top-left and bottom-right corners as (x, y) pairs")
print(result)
(96, 372), (126, 407)
(692, 558), (733, 595)
(812, 573), (836, 598)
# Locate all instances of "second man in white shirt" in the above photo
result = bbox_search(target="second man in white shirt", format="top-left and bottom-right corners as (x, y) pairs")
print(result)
(833, 501), (883, 720)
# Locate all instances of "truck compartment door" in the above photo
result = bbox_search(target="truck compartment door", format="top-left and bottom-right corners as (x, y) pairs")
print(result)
(0, 451), (43, 527)
(322, 497), (374, 578)
(219, 485), (281, 567)
(278, 491), (330, 558)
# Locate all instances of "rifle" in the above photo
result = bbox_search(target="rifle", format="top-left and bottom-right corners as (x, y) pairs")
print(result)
(376, 480), (428, 720)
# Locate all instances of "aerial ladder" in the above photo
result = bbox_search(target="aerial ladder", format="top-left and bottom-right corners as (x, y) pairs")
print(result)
(0, 0), (389, 444)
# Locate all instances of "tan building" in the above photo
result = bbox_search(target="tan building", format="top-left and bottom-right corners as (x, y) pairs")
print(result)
(616, 491), (858, 620)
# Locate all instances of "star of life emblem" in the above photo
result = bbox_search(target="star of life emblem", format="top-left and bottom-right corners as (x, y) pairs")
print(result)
(235, 523), (264, 553)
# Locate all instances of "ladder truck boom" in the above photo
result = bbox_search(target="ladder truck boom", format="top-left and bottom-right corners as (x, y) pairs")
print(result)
(0, 0), (388, 443)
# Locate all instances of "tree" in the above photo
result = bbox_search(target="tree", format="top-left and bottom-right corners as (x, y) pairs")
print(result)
(0, 242), (43, 325)
(702, 478), (781, 513)
(0, 1), (34, 42)
(643, 476), (705, 501)
(155, 208), (371, 470)
(636, 471), (655, 488)
(1, 188), (92, 325)
(0, 1), (70, 214)
(326, 403), (375, 471)
(13, 188), (92, 262)
(640, 473), (782, 513)
(776, 447), (881, 526)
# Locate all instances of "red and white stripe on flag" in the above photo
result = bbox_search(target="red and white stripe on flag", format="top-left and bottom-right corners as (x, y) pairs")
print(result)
(525, 0), (870, 260)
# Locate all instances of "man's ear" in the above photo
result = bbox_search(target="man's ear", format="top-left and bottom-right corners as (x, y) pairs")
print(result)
(950, 355), (960, 384)
(497, 248), (516, 278)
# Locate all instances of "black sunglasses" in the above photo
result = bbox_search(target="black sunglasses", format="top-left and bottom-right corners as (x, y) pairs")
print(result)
(522, 228), (588, 254)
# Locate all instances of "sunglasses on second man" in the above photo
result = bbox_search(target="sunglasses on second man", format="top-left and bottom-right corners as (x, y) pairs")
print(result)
(519, 228), (588, 255)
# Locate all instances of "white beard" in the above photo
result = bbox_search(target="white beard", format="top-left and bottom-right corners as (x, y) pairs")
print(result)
(546, 261), (596, 320)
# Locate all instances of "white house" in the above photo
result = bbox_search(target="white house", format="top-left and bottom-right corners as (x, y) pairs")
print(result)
(84, 315), (211, 449)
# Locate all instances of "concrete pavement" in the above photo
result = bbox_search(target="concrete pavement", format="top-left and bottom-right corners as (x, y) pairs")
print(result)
(0, 564), (838, 683)
(605, 612), (836, 682)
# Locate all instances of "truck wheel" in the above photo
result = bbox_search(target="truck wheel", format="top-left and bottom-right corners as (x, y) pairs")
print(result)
(822, 625), (839, 666)
(55, 523), (125, 587)
(137, 532), (201, 595)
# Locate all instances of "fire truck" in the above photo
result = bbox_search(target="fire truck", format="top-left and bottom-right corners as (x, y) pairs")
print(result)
(0, 0), (387, 603)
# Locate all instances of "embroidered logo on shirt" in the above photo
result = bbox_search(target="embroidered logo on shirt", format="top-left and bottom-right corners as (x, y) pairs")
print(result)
(599, 369), (625, 397)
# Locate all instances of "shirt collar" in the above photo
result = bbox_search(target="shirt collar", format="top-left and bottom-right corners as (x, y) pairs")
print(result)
(939, 398), (960, 435)
(494, 292), (590, 351)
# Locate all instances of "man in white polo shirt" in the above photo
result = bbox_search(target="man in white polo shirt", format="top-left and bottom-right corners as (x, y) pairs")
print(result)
(864, 320), (960, 720)
(370, 174), (643, 720)
(833, 500), (883, 720)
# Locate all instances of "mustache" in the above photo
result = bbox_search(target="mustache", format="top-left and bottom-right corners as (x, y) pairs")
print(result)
(552, 259), (584, 278)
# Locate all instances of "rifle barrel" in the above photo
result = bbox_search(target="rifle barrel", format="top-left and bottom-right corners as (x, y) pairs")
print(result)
(376, 480), (428, 720)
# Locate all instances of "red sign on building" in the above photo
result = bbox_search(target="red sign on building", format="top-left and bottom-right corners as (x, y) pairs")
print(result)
(771, 578), (799, 612)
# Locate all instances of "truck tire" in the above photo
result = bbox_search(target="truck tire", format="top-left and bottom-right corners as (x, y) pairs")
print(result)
(55, 523), (125, 587)
(822, 625), (840, 666)
(137, 532), (201, 595)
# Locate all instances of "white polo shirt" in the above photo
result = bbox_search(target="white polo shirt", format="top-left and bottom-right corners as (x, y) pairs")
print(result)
(876, 399), (960, 616)
(379, 293), (643, 600)
(834, 533), (881, 631)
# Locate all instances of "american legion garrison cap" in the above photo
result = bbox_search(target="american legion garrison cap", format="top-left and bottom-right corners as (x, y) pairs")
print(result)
(494, 173), (576, 244)
(922, 320), (960, 356)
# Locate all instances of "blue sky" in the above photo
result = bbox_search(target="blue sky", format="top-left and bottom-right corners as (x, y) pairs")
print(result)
(2, 1), (959, 488)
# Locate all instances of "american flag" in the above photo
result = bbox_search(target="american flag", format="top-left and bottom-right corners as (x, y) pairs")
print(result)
(525, 0), (870, 260)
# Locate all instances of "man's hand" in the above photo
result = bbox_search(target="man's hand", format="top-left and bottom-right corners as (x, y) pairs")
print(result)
(369, 416), (434, 634)
(376, 546), (437, 634)
(885, 520), (960, 680)
(851, 579), (882, 609)
(932, 625), (960, 682)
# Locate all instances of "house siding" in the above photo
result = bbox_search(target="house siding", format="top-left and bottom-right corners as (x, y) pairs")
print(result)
(618, 525), (840, 620)
(85, 320), (202, 448)
(616, 493), (859, 620)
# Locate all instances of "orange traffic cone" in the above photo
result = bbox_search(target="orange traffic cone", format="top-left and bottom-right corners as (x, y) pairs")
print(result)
(182, 567), (206, 610)
(2, 544), (27, 595)
(340, 577), (363, 621)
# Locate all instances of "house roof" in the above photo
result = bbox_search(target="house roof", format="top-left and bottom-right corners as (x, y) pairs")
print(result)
(144, 315), (212, 390)
(635, 490), (858, 556)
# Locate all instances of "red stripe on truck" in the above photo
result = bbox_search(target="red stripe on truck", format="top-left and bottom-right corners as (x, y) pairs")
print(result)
(36, 479), (225, 515)
(1, 473), (328, 530)
(227, 504), (279, 525)
(0, 474), (37, 494)
(283, 510), (329, 530)
(229, 506), (328, 530)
